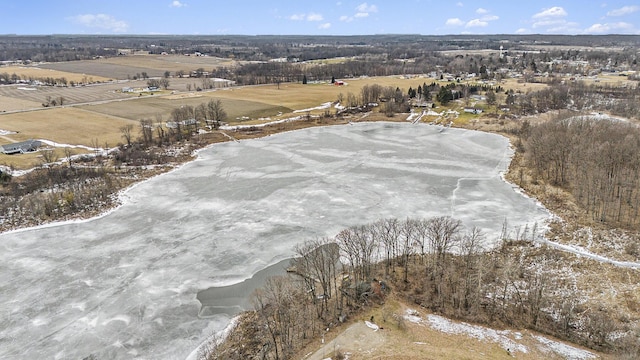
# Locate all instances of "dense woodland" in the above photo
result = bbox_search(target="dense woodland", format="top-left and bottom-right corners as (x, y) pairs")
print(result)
(523, 114), (640, 227)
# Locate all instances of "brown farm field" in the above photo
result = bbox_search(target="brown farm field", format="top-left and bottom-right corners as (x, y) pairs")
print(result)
(0, 80), (151, 108)
(0, 94), (42, 112)
(79, 76), (448, 124)
(0, 65), (111, 83)
(78, 94), (291, 123)
(0, 107), (136, 168)
(39, 54), (235, 79)
(0, 107), (134, 145)
(212, 76), (441, 112)
(99, 54), (235, 71)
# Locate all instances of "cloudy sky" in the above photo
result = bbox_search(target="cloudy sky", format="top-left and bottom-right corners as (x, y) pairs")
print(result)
(1, 1), (639, 35)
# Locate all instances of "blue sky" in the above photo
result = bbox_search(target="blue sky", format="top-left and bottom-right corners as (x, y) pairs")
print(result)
(1, 1), (639, 35)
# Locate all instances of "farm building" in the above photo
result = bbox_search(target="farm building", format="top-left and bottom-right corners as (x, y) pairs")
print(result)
(0, 139), (42, 155)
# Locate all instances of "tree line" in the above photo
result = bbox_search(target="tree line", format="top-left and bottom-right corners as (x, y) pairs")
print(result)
(0, 72), (99, 87)
(523, 114), (640, 227)
(199, 217), (639, 360)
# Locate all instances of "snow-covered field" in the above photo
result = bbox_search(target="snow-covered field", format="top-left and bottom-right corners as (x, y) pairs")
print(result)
(0, 122), (550, 359)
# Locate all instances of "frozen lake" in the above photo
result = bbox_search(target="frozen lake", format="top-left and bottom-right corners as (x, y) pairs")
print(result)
(0, 122), (550, 359)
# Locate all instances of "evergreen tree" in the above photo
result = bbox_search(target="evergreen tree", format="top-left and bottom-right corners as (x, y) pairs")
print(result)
(437, 87), (453, 105)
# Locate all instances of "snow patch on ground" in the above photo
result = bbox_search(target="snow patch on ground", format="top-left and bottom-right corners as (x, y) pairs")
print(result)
(405, 310), (528, 354)
(365, 320), (380, 331)
(0, 129), (17, 135)
(405, 309), (597, 359)
(293, 102), (332, 113)
(534, 335), (597, 360)
(406, 111), (421, 123)
(539, 238), (640, 269)
(219, 116), (305, 130)
(38, 139), (101, 152)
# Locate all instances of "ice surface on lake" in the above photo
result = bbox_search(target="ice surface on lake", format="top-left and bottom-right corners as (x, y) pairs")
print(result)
(0, 122), (550, 359)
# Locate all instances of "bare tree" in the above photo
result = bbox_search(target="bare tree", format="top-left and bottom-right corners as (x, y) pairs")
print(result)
(293, 238), (340, 320)
(206, 99), (227, 129)
(159, 78), (170, 90)
(399, 218), (417, 282)
(426, 216), (462, 279)
(40, 149), (58, 167)
(120, 124), (134, 146)
(336, 225), (378, 301)
(252, 276), (303, 360)
(427, 216), (462, 263)
(63, 147), (73, 168)
(459, 227), (485, 312)
(139, 119), (153, 145)
(373, 218), (400, 275)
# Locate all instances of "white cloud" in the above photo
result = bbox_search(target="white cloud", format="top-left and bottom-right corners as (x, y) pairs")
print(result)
(533, 6), (567, 19)
(318, 23), (331, 29)
(307, 13), (324, 21)
(356, 3), (378, 13)
(354, 3), (377, 17)
(476, 8), (488, 14)
(607, 5), (639, 16)
(170, 1), (186, 7)
(532, 19), (566, 28)
(584, 22), (634, 33)
(68, 14), (129, 33)
(530, 6), (578, 33)
(540, 20), (580, 33)
(341, 3), (377, 22)
(446, 18), (464, 26)
(516, 28), (528, 34)
(456, 2), (464, 7)
(466, 19), (488, 28)
(547, 23), (581, 33)
(289, 13), (324, 21)
(482, 14), (499, 21)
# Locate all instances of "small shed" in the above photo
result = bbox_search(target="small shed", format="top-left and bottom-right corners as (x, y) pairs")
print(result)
(0, 139), (42, 155)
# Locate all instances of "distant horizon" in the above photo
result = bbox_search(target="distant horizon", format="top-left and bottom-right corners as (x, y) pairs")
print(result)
(1, 1), (639, 36)
(1, 33), (638, 37)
